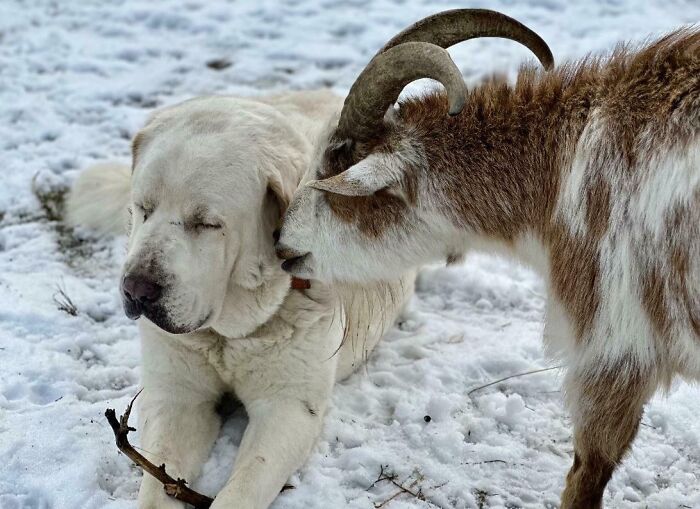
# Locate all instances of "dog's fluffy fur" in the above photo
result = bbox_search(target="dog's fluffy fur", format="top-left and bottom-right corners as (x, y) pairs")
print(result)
(66, 90), (414, 509)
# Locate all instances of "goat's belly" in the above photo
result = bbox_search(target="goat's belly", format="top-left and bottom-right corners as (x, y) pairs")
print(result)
(665, 250), (700, 378)
(551, 130), (700, 375)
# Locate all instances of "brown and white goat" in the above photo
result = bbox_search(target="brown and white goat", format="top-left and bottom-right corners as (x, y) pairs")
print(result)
(277, 8), (700, 509)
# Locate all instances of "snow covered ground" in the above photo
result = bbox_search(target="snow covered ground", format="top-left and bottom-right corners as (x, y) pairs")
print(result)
(1, 0), (700, 507)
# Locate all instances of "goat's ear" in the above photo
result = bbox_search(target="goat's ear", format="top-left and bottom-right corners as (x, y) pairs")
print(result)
(307, 155), (402, 197)
(307, 173), (376, 196)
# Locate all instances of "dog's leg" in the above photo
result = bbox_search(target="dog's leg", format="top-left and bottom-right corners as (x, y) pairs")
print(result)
(137, 331), (225, 509)
(560, 364), (654, 509)
(136, 391), (222, 508)
(210, 395), (328, 509)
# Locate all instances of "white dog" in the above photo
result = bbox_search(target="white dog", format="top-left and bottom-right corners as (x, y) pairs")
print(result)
(66, 91), (414, 509)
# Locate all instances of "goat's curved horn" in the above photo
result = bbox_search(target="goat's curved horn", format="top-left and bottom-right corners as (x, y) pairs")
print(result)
(337, 9), (553, 142)
(337, 42), (467, 141)
(378, 9), (554, 70)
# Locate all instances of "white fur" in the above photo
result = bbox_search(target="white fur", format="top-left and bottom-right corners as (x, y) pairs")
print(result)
(552, 117), (700, 378)
(590, 136), (700, 376)
(65, 162), (132, 235)
(554, 111), (608, 238)
(67, 91), (414, 509)
(554, 112), (658, 371)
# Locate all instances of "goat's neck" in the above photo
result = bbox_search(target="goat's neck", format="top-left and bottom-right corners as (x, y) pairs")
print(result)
(402, 83), (589, 269)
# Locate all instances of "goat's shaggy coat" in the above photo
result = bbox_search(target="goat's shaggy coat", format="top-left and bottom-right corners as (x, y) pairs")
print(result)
(278, 31), (700, 508)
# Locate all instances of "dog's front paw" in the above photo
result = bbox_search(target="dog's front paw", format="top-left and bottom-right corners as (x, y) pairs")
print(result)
(209, 493), (249, 509)
(137, 477), (187, 509)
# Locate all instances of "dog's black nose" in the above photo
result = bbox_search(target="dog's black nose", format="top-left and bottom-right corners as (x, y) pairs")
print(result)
(122, 275), (162, 304)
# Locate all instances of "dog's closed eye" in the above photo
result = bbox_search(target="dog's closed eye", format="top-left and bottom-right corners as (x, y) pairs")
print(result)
(188, 206), (223, 232)
(135, 203), (154, 221)
(194, 222), (223, 231)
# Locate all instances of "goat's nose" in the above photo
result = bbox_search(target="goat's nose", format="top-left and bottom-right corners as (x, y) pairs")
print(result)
(121, 275), (163, 304)
(272, 228), (281, 243)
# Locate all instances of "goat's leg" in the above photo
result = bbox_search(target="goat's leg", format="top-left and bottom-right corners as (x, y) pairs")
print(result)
(561, 365), (654, 509)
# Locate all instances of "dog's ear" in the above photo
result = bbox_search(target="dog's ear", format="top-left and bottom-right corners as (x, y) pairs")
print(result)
(131, 109), (170, 172)
(130, 124), (159, 172)
(265, 164), (296, 217)
(229, 162), (299, 290)
(131, 130), (149, 171)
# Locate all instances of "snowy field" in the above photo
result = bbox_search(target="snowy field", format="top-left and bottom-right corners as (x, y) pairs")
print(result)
(2, 1), (700, 508)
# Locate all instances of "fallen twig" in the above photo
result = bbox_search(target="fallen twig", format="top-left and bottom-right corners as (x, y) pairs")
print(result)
(105, 391), (214, 509)
(53, 284), (78, 316)
(463, 459), (508, 466)
(467, 365), (563, 396)
(370, 465), (425, 508)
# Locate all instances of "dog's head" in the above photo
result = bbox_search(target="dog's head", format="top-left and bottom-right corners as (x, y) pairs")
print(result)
(121, 97), (307, 336)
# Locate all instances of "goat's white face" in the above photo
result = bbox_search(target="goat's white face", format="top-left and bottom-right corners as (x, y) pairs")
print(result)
(122, 101), (289, 335)
(278, 125), (450, 283)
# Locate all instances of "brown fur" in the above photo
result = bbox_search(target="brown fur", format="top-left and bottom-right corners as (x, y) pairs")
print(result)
(584, 173), (611, 241)
(319, 139), (419, 237)
(318, 31), (700, 340)
(396, 29), (700, 342)
(562, 367), (654, 508)
(319, 29), (700, 506)
(641, 262), (671, 340)
(635, 186), (700, 349)
(394, 36), (699, 505)
(668, 200), (700, 340)
(324, 190), (408, 237)
(548, 223), (601, 339)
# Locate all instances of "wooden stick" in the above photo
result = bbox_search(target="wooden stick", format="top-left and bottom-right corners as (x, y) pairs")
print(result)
(369, 465), (425, 508)
(105, 391), (214, 509)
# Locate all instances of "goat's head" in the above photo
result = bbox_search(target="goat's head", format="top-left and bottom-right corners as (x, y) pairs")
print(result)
(277, 9), (553, 282)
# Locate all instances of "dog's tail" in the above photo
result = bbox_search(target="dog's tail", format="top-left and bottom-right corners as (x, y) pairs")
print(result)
(65, 162), (131, 236)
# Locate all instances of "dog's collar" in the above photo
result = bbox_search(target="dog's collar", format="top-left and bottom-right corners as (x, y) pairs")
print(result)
(290, 277), (311, 290)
